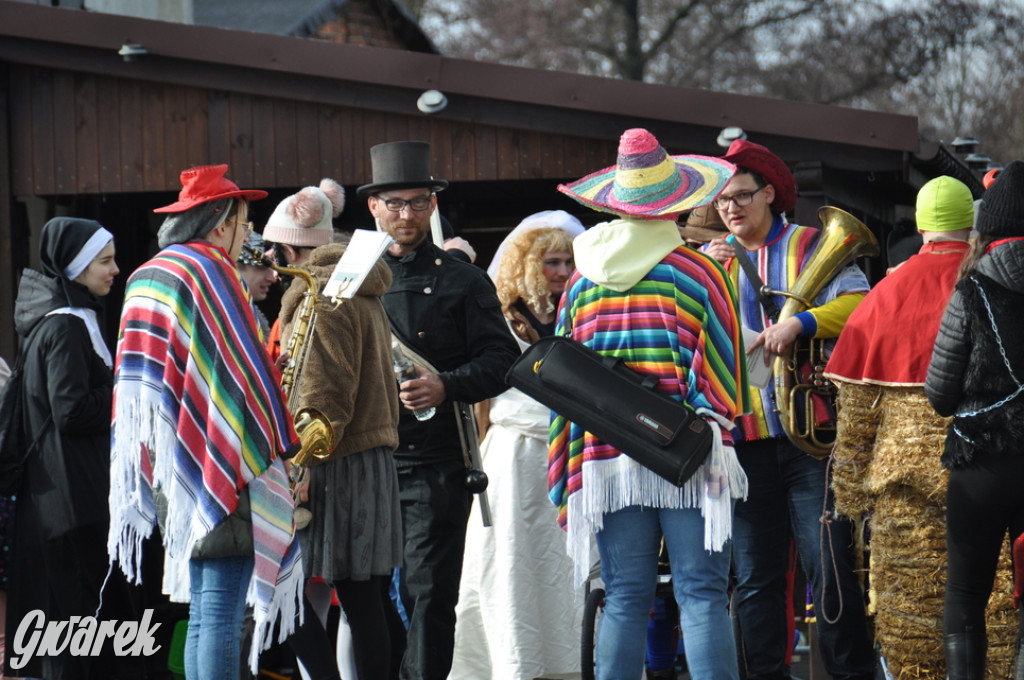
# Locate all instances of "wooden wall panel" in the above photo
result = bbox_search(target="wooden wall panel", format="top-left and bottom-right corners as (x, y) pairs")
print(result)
(450, 125), (475, 182)
(562, 134), (589, 180)
(496, 128), (520, 180)
(429, 119), (453, 184)
(184, 88), (209, 171)
(473, 125), (498, 180)
(9, 68), (33, 195)
(405, 115), (429, 146)
(544, 132), (564, 180)
(518, 131), (543, 180)
(73, 73), (101, 194)
(8, 64), (628, 197)
(139, 81), (167, 190)
(383, 111), (410, 145)
(252, 95), (277, 186)
(51, 71), (75, 194)
(293, 101), (320, 186)
(95, 76), (122, 191)
(30, 67), (55, 194)
(207, 90), (232, 169)
(118, 80), (144, 192)
(587, 137), (612, 175)
(164, 85), (191, 183)
(317, 105), (343, 183)
(338, 107), (359, 185)
(228, 93), (255, 188)
(361, 108), (388, 159)
(272, 98), (299, 187)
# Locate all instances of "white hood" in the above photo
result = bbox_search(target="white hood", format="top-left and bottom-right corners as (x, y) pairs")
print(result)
(573, 218), (683, 292)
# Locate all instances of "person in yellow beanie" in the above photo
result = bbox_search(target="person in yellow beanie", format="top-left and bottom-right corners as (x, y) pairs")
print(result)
(825, 175), (1017, 679)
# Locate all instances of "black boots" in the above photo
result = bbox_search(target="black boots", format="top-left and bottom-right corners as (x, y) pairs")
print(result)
(944, 631), (986, 680)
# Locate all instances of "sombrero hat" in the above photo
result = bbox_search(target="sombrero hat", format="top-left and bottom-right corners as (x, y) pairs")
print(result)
(558, 128), (735, 218)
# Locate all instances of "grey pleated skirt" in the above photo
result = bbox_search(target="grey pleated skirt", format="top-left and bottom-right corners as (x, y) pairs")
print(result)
(298, 445), (403, 582)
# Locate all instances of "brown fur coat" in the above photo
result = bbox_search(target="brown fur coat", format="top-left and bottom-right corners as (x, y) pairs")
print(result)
(279, 243), (399, 459)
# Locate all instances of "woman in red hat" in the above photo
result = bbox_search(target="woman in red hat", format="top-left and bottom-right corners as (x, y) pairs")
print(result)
(109, 165), (304, 680)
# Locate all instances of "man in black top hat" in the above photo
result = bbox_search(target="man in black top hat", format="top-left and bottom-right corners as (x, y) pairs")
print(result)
(358, 141), (520, 680)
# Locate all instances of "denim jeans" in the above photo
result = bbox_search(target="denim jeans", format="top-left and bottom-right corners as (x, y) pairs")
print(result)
(185, 555), (254, 680)
(595, 505), (738, 680)
(731, 438), (875, 680)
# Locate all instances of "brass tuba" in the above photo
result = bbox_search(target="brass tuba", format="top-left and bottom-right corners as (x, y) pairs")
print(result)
(770, 207), (879, 458)
(243, 245), (336, 469)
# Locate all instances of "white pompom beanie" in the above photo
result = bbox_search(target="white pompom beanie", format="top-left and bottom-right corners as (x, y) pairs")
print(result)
(263, 178), (345, 247)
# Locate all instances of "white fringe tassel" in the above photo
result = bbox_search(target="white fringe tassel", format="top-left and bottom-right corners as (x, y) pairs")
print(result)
(564, 413), (748, 587)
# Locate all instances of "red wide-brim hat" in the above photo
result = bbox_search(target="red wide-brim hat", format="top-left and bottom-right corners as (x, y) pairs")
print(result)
(154, 164), (268, 213)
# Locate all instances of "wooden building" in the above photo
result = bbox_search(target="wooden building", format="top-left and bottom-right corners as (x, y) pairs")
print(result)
(0, 0), (980, 359)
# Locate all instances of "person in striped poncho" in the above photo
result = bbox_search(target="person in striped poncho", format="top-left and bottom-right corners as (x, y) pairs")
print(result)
(109, 165), (303, 680)
(552, 128), (749, 680)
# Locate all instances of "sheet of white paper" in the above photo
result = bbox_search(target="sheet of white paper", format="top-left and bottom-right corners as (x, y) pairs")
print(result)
(742, 326), (774, 389)
(323, 229), (394, 299)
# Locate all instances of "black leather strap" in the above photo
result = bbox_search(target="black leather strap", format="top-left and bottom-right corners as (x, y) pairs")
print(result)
(730, 238), (780, 323)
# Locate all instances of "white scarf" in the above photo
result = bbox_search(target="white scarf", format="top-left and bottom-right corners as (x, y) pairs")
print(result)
(46, 307), (112, 368)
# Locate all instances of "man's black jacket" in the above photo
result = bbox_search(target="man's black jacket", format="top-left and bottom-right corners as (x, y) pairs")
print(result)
(383, 239), (520, 464)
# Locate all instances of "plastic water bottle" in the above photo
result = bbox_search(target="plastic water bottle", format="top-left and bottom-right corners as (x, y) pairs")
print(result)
(392, 340), (435, 421)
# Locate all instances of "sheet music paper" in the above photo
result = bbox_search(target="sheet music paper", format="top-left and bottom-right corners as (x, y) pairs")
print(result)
(323, 229), (394, 300)
(742, 326), (774, 389)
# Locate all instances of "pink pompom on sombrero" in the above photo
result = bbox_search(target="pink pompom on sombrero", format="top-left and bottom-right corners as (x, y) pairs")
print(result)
(558, 128), (735, 218)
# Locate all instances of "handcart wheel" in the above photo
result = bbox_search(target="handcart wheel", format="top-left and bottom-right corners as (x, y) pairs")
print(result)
(581, 587), (605, 680)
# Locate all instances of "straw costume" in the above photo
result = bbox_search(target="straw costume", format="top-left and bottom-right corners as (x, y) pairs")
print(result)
(826, 176), (1015, 679)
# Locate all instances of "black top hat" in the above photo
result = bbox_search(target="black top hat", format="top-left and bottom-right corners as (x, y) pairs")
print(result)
(356, 141), (449, 198)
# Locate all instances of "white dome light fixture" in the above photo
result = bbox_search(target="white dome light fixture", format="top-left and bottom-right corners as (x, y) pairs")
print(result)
(417, 90), (448, 114)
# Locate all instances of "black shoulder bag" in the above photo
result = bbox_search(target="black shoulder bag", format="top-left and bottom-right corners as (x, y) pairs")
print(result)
(506, 334), (713, 487)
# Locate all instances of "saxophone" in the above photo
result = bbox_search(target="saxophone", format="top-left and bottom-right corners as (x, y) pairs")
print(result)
(243, 245), (336, 469)
(770, 207), (879, 458)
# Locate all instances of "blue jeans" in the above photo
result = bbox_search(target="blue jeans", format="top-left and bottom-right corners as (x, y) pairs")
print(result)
(731, 438), (875, 680)
(595, 505), (738, 680)
(185, 555), (254, 680)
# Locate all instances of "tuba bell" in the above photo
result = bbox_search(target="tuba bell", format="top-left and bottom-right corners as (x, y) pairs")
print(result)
(770, 207), (879, 458)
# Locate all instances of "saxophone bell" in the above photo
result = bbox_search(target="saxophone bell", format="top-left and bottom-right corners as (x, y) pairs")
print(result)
(245, 245), (338, 468)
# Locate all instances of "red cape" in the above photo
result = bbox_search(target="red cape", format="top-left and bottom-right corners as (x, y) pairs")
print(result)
(825, 241), (969, 386)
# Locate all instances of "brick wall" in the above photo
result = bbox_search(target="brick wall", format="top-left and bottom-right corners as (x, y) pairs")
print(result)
(309, 0), (405, 49)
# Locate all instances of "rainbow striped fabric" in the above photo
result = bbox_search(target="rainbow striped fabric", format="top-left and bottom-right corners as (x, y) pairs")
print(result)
(547, 246), (749, 529)
(108, 241), (302, 672)
(723, 216), (870, 440)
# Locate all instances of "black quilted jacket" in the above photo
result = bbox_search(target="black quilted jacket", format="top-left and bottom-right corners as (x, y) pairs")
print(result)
(925, 240), (1024, 469)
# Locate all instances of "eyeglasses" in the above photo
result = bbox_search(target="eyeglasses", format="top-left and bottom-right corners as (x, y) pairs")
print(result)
(714, 185), (765, 210)
(237, 220), (254, 236)
(376, 195), (433, 212)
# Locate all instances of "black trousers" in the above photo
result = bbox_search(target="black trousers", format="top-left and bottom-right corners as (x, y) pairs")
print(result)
(395, 459), (472, 680)
(944, 448), (1024, 636)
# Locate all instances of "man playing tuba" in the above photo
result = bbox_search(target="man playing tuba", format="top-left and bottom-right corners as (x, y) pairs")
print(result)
(703, 140), (876, 680)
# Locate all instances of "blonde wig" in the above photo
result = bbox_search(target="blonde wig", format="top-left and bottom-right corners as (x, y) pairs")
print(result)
(494, 227), (575, 317)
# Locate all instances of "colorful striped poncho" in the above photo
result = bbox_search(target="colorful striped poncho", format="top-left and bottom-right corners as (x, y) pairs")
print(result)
(547, 219), (750, 585)
(108, 241), (302, 672)
(720, 216), (870, 441)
